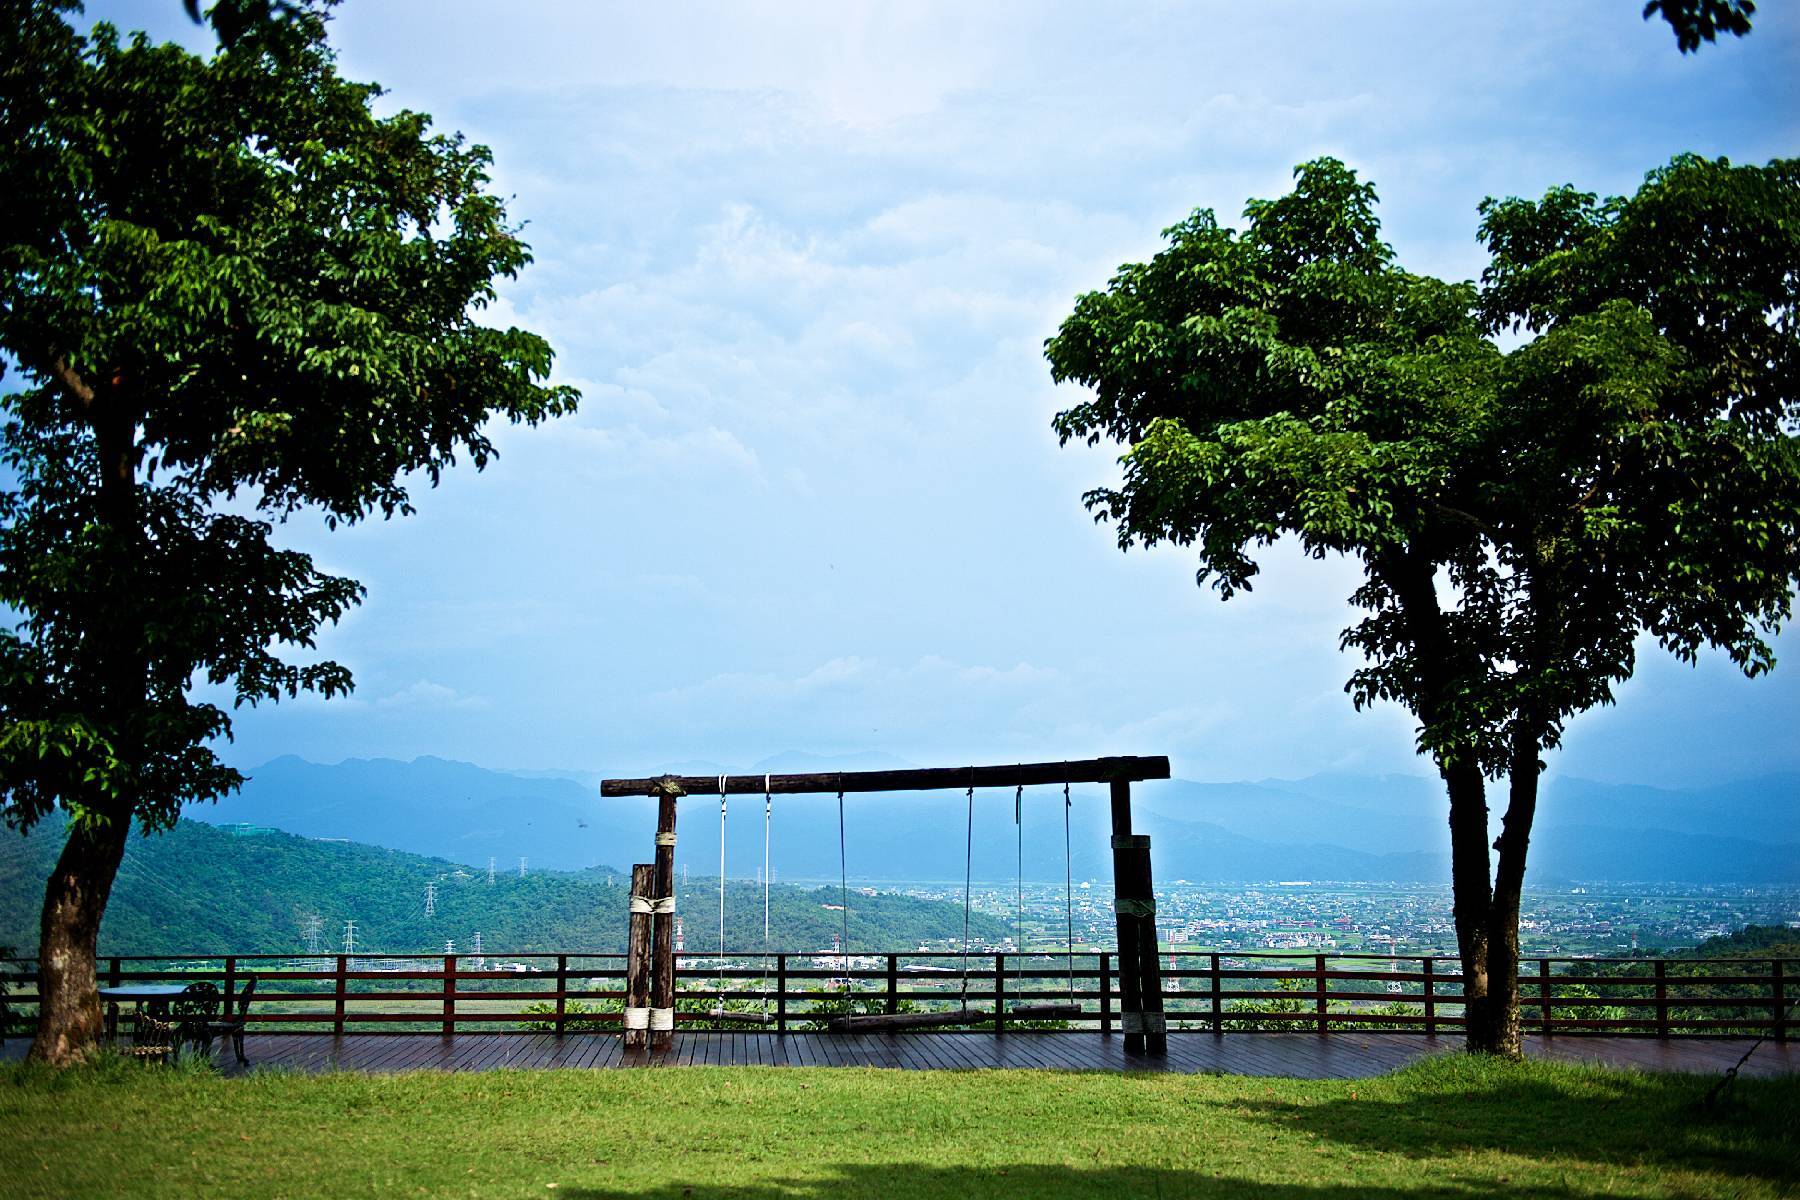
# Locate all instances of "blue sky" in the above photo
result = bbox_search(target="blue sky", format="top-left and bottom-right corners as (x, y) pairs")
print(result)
(92, 1), (1800, 787)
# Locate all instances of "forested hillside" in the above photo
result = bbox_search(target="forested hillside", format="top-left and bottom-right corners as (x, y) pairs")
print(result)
(1682, 924), (1800, 959)
(0, 820), (1005, 957)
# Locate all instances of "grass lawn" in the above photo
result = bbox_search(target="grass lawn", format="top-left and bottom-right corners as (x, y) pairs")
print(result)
(1, 1053), (1794, 1199)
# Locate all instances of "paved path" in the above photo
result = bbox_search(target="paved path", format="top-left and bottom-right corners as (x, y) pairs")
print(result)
(7, 1031), (1782, 1078)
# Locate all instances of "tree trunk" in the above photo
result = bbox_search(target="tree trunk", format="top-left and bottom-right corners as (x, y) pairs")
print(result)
(1466, 726), (1543, 1057)
(1381, 548), (1500, 1055)
(28, 814), (131, 1065)
(1441, 757), (1494, 1050)
(28, 380), (142, 1067)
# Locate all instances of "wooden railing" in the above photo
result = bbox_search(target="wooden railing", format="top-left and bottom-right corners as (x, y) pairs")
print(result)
(0, 951), (1791, 1038)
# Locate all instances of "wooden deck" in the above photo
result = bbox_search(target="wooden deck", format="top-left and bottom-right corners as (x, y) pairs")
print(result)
(8, 1032), (1780, 1078)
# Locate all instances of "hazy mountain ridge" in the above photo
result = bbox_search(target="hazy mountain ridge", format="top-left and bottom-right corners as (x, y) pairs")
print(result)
(184, 755), (1800, 885)
(0, 818), (1007, 957)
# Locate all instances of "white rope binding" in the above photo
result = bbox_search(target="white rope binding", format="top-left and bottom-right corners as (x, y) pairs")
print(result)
(629, 896), (653, 914)
(649, 1007), (675, 1031)
(622, 1007), (649, 1030)
(655, 832), (677, 847)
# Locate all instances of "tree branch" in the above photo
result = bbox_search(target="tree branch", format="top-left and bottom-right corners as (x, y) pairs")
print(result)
(47, 355), (97, 412)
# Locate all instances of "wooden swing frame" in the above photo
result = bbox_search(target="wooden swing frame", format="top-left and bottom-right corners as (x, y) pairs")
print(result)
(601, 756), (1171, 1054)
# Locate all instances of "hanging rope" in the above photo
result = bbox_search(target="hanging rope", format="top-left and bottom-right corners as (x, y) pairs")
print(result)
(1064, 775), (1075, 1000)
(716, 775), (728, 1013)
(761, 774), (772, 1015)
(961, 769), (974, 1006)
(837, 774), (850, 993)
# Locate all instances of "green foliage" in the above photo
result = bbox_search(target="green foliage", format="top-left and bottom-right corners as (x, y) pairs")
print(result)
(0, 0), (578, 841)
(1221, 975), (1310, 1031)
(1049, 154), (1800, 780)
(1645, 0), (1755, 52)
(1683, 924), (1800, 961)
(517, 997), (616, 1032)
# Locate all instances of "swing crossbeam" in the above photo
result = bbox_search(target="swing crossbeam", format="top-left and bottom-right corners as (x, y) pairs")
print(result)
(599, 756), (1169, 798)
(705, 1009), (775, 1025)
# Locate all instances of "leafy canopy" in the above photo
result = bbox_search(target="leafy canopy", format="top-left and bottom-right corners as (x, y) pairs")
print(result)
(0, 0), (578, 834)
(1048, 156), (1798, 772)
(1644, 0), (1755, 52)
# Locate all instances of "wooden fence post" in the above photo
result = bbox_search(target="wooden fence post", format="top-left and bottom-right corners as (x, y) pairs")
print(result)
(1422, 957), (1436, 1036)
(442, 955), (456, 1037)
(224, 956), (237, 1014)
(1538, 960), (1552, 1034)
(1773, 960), (1786, 1043)
(886, 954), (898, 1015)
(554, 954), (568, 1037)
(1099, 952), (1112, 1037)
(625, 864), (654, 1050)
(1654, 960), (1668, 1037)
(776, 954), (788, 1034)
(1210, 952), (1222, 1035)
(333, 954), (348, 1036)
(994, 954), (1006, 1035)
(105, 957), (122, 1040)
(1315, 954), (1328, 1034)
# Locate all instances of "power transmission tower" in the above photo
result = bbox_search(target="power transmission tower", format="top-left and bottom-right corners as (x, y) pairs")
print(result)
(300, 914), (324, 956)
(444, 939), (455, 955)
(424, 883), (437, 917)
(518, 856), (527, 878)
(471, 931), (484, 970)
(487, 857), (496, 885)
(342, 919), (358, 957)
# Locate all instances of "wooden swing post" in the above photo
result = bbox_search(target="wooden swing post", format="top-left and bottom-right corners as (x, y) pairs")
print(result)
(649, 780), (680, 1052)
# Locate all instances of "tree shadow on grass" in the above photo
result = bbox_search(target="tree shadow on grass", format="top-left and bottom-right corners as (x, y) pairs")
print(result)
(1218, 1060), (1800, 1189)
(556, 1167), (1612, 1200)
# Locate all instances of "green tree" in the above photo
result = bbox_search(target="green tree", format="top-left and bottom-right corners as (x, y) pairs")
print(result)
(1046, 156), (1798, 1055)
(0, 0), (577, 1064)
(1644, 0), (1755, 52)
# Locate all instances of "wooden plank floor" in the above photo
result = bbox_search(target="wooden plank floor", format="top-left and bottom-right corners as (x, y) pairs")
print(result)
(0, 1032), (1759, 1078)
(6, 1032), (1791, 1078)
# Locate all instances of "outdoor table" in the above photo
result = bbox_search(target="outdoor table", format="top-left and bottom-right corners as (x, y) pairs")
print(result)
(98, 983), (193, 1041)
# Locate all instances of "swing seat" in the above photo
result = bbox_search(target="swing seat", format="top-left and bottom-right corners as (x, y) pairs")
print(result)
(827, 1007), (993, 1033)
(706, 1008), (775, 1025)
(1007, 1003), (1083, 1020)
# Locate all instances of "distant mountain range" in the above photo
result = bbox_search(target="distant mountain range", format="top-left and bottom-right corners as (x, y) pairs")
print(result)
(0, 817), (1006, 957)
(182, 754), (1800, 886)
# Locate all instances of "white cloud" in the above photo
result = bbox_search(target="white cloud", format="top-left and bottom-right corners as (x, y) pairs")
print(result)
(375, 681), (489, 711)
